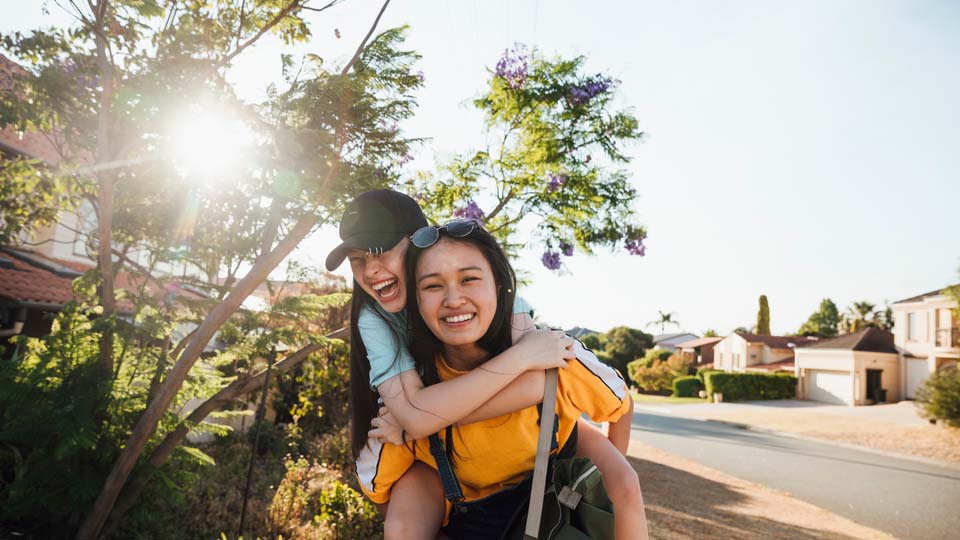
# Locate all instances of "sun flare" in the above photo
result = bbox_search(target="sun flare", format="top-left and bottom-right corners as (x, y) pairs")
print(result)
(168, 104), (254, 180)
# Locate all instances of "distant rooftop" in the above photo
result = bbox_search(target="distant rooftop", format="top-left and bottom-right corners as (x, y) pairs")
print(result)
(892, 287), (956, 305)
(735, 332), (817, 349)
(801, 327), (896, 354)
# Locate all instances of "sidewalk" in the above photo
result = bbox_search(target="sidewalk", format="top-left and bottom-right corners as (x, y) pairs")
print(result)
(638, 398), (960, 464)
(627, 440), (896, 540)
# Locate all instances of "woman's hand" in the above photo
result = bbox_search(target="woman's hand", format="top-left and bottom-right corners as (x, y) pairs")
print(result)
(514, 327), (576, 372)
(369, 406), (406, 446)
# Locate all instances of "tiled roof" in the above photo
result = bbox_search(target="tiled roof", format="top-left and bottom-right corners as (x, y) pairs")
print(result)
(892, 287), (955, 305)
(675, 336), (723, 349)
(0, 247), (208, 312)
(0, 54), (63, 165)
(801, 327), (896, 354)
(736, 332), (817, 349)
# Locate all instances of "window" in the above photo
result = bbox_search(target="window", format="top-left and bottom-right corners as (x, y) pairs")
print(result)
(907, 312), (919, 341)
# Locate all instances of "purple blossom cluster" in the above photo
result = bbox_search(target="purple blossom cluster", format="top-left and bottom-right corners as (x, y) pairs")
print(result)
(541, 251), (562, 270)
(495, 48), (528, 89)
(569, 74), (614, 105)
(547, 172), (567, 192)
(625, 238), (646, 256)
(416, 70), (425, 83)
(453, 200), (485, 222)
(560, 242), (574, 257)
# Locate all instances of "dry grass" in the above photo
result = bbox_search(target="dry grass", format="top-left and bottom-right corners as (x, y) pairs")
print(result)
(668, 408), (960, 464)
(628, 441), (897, 540)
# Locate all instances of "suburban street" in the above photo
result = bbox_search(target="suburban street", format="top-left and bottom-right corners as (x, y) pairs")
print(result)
(629, 408), (960, 540)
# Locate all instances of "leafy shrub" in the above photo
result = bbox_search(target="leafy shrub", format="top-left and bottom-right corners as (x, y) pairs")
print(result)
(629, 354), (690, 394)
(268, 455), (381, 540)
(672, 376), (704, 398)
(704, 371), (797, 402)
(916, 366), (960, 428)
(696, 367), (720, 381)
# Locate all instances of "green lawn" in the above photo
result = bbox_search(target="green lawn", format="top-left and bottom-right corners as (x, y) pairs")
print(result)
(631, 392), (707, 405)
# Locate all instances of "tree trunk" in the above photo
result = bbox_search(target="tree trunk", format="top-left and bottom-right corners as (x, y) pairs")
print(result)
(101, 342), (326, 536)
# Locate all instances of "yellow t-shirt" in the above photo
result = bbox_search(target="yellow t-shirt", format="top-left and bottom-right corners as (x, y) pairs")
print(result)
(356, 340), (629, 511)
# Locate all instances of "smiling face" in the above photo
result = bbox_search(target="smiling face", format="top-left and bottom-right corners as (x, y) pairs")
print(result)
(415, 237), (498, 350)
(347, 237), (409, 313)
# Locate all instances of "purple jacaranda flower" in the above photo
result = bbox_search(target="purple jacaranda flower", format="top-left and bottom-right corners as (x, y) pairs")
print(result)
(399, 154), (414, 166)
(453, 200), (485, 222)
(541, 251), (562, 270)
(547, 172), (567, 192)
(495, 48), (528, 89)
(416, 70), (425, 83)
(569, 74), (615, 105)
(413, 192), (427, 203)
(560, 242), (574, 257)
(625, 238), (646, 256)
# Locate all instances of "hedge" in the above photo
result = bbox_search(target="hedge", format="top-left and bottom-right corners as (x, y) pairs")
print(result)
(703, 371), (797, 402)
(696, 367), (721, 381)
(672, 376), (704, 398)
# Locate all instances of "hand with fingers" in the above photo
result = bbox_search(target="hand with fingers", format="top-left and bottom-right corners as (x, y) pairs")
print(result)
(514, 327), (577, 372)
(369, 406), (405, 446)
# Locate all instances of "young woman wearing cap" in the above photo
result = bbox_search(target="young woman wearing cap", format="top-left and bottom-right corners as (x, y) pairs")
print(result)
(355, 220), (648, 540)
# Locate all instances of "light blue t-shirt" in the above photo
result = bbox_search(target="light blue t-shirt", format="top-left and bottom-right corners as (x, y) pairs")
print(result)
(359, 296), (534, 390)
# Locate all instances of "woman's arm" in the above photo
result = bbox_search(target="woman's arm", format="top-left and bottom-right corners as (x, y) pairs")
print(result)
(377, 325), (572, 440)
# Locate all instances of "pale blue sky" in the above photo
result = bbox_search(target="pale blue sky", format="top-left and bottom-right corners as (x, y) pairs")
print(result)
(4, 1), (958, 335)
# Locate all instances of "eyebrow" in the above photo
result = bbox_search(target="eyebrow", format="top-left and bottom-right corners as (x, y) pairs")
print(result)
(417, 266), (484, 283)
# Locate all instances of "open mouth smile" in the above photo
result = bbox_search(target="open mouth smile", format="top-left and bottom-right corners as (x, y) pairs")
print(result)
(371, 278), (399, 300)
(442, 313), (476, 325)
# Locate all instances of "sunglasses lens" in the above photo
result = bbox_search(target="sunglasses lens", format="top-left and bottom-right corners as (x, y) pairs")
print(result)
(446, 220), (477, 238)
(411, 226), (440, 248)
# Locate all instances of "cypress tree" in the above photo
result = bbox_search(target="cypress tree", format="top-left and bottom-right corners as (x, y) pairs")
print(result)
(757, 295), (771, 335)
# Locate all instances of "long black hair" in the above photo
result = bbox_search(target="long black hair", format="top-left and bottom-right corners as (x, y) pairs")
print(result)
(404, 226), (518, 389)
(348, 283), (405, 458)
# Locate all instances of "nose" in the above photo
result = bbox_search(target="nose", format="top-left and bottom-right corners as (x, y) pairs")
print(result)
(362, 254), (384, 277)
(443, 284), (466, 308)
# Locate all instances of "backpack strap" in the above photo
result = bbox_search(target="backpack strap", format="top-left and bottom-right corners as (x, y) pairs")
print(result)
(524, 368), (559, 539)
(428, 429), (465, 509)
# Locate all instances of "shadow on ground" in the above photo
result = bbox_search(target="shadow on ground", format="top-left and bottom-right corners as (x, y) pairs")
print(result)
(627, 455), (878, 540)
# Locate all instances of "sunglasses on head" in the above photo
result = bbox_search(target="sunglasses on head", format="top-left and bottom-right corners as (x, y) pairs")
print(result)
(410, 218), (482, 248)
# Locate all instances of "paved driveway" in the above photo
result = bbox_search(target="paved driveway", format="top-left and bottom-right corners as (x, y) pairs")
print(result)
(630, 408), (960, 540)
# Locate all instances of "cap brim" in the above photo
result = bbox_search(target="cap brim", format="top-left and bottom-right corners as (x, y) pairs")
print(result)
(325, 232), (406, 271)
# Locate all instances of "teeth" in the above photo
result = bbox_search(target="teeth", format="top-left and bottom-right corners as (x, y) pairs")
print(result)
(372, 279), (397, 291)
(443, 313), (475, 323)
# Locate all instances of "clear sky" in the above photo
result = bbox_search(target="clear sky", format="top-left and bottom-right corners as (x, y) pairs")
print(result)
(4, 0), (959, 336)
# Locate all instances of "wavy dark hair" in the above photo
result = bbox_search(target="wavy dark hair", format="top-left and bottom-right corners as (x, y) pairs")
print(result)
(404, 226), (517, 392)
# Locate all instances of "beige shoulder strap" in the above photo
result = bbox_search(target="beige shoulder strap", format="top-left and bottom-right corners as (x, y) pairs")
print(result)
(524, 368), (559, 539)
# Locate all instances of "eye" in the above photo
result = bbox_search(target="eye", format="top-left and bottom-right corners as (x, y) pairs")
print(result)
(462, 276), (479, 284)
(421, 283), (441, 290)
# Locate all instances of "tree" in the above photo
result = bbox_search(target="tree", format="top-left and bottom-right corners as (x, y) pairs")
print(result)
(733, 326), (751, 334)
(600, 326), (653, 382)
(843, 301), (879, 333)
(646, 310), (679, 334)
(580, 332), (603, 351)
(797, 298), (841, 338)
(2, 2), (410, 538)
(702, 329), (719, 338)
(414, 46), (647, 269)
(756, 295), (771, 335)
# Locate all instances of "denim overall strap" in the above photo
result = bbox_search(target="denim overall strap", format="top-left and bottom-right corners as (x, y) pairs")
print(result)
(428, 430), (465, 506)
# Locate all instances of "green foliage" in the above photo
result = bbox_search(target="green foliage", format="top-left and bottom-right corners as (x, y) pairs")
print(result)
(275, 341), (351, 444)
(672, 376), (704, 398)
(797, 298), (841, 338)
(646, 310), (679, 334)
(696, 367), (721, 381)
(580, 332), (602, 351)
(915, 366), (960, 428)
(598, 326), (652, 381)
(413, 46), (646, 265)
(702, 329), (719, 338)
(638, 347), (673, 368)
(629, 354), (690, 394)
(756, 295), (771, 336)
(703, 371), (797, 402)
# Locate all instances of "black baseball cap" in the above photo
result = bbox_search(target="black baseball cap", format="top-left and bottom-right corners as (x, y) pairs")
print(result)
(325, 189), (428, 271)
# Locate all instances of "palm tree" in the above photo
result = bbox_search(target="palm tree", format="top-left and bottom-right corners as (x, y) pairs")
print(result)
(844, 301), (877, 333)
(647, 310), (680, 334)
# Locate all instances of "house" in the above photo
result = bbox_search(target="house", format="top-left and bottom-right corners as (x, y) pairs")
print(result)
(891, 288), (958, 399)
(653, 332), (700, 352)
(675, 336), (722, 365)
(794, 327), (900, 406)
(713, 332), (817, 373)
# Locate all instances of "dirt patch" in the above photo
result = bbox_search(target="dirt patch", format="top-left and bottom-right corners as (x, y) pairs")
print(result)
(668, 408), (960, 463)
(628, 441), (896, 540)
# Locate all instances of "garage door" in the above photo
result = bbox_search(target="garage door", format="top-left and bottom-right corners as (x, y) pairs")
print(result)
(809, 370), (852, 405)
(905, 358), (929, 400)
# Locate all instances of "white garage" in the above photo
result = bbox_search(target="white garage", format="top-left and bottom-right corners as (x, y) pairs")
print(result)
(904, 358), (929, 400)
(808, 370), (852, 405)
